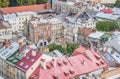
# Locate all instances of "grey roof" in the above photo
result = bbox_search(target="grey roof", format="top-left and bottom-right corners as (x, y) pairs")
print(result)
(85, 9), (97, 17)
(95, 12), (120, 20)
(113, 7), (120, 15)
(2, 14), (17, 19)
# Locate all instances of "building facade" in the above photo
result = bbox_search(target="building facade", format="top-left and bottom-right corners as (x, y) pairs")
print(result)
(26, 16), (63, 48)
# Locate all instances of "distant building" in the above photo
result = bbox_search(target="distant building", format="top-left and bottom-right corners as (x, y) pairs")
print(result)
(0, 76), (4, 79)
(28, 47), (107, 79)
(88, 31), (105, 47)
(0, 21), (12, 37)
(106, 31), (120, 53)
(100, 47), (120, 67)
(95, 12), (120, 22)
(77, 27), (95, 46)
(100, 0), (117, 4)
(0, 3), (51, 33)
(16, 50), (42, 79)
(0, 41), (19, 79)
(26, 16), (63, 48)
(0, 4), (50, 14)
(0, 12), (37, 32)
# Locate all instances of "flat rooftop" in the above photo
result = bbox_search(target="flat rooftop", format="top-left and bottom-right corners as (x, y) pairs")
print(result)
(0, 42), (19, 60)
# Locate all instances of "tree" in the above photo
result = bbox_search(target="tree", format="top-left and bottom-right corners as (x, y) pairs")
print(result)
(36, 0), (48, 4)
(9, 0), (17, 6)
(114, 0), (120, 8)
(48, 43), (79, 56)
(96, 21), (119, 32)
(66, 43), (79, 56)
(17, 0), (36, 6)
(0, 0), (9, 7)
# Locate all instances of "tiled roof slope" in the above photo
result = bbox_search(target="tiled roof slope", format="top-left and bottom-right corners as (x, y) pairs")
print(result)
(29, 47), (107, 79)
(1, 4), (47, 14)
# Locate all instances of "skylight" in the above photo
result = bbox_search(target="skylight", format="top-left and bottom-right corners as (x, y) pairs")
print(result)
(25, 65), (29, 69)
(31, 59), (35, 62)
(20, 62), (24, 66)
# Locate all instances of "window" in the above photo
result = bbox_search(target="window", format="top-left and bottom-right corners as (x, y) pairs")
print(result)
(44, 42), (46, 46)
(40, 42), (43, 46)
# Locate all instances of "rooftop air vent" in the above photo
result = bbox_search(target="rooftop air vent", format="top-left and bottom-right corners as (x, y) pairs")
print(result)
(53, 75), (58, 79)
(63, 60), (68, 65)
(58, 61), (62, 66)
(69, 69), (75, 74)
(64, 71), (69, 76)
(46, 64), (51, 69)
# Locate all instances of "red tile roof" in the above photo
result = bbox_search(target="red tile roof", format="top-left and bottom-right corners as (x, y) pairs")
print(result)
(29, 48), (107, 79)
(101, 9), (113, 13)
(79, 27), (96, 36)
(16, 50), (42, 72)
(72, 46), (86, 56)
(1, 4), (47, 14)
(29, 56), (76, 79)
(69, 49), (107, 74)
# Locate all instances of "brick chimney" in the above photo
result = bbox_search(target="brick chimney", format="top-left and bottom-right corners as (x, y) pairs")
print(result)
(46, 2), (51, 9)
(103, 47), (108, 52)
(52, 58), (56, 67)
(41, 59), (46, 70)
(4, 40), (11, 48)
(111, 50), (115, 54)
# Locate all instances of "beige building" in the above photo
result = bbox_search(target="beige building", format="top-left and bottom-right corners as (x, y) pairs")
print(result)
(0, 21), (12, 36)
(100, 0), (117, 4)
(25, 16), (63, 48)
(0, 42), (19, 79)
(52, 0), (104, 13)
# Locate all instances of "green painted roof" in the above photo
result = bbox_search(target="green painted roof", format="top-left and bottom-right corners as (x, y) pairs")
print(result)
(101, 33), (111, 39)
(7, 52), (23, 65)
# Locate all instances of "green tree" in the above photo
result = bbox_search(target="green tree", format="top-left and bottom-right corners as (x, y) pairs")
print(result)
(17, 0), (24, 6)
(66, 43), (79, 56)
(36, 0), (48, 4)
(9, 0), (17, 6)
(114, 0), (120, 8)
(0, 0), (9, 7)
(17, 0), (36, 6)
(96, 21), (119, 32)
(48, 43), (79, 56)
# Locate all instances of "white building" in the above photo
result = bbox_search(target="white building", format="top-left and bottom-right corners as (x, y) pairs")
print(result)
(0, 21), (12, 36)
(0, 42), (19, 78)
(0, 12), (37, 33)
(0, 14), (18, 32)
(16, 12), (37, 32)
(106, 31), (120, 53)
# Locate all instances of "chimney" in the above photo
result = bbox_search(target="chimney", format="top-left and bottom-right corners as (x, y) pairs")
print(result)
(4, 40), (11, 48)
(52, 58), (56, 67)
(82, 60), (85, 65)
(53, 75), (58, 79)
(41, 59), (46, 70)
(45, 2), (51, 9)
(32, 50), (36, 56)
(111, 50), (115, 54)
(19, 42), (23, 51)
(69, 68), (75, 74)
(58, 61), (62, 66)
(64, 71), (69, 76)
(103, 47), (108, 52)
(63, 60), (68, 65)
